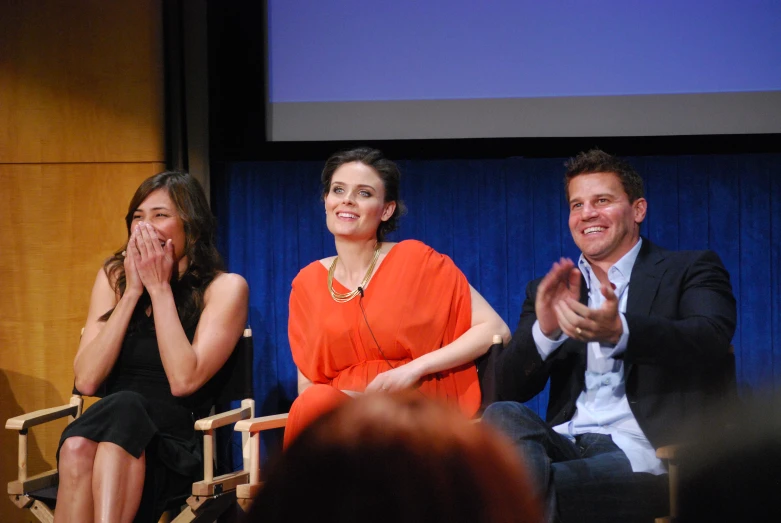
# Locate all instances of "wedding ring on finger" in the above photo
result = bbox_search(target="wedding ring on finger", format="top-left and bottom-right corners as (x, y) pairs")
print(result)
(576, 327), (582, 335)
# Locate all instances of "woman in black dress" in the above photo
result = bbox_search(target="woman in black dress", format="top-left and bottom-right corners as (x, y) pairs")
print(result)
(55, 172), (248, 523)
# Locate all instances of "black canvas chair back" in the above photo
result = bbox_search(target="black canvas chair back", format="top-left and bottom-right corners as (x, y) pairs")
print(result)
(475, 335), (503, 414)
(71, 329), (254, 404)
(714, 345), (738, 404)
(211, 329), (255, 405)
(208, 330), (255, 476)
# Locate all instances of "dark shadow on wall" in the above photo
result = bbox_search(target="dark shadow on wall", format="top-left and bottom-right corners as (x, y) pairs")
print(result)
(0, 370), (68, 522)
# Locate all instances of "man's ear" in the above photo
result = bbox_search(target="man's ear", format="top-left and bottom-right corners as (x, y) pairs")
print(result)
(633, 198), (647, 224)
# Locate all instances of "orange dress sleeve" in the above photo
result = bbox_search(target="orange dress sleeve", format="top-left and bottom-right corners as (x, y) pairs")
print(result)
(287, 262), (321, 380)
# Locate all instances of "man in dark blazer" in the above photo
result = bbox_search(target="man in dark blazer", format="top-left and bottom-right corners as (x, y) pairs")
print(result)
(483, 150), (736, 523)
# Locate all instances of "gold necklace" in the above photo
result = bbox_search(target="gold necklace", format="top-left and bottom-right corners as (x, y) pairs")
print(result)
(327, 243), (382, 303)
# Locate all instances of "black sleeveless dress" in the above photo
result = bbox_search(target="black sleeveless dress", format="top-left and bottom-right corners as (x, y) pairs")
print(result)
(58, 314), (219, 522)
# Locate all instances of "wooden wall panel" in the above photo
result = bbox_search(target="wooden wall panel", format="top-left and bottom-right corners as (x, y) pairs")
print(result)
(0, 1), (166, 520)
(0, 163), (164, 513)
(0, 0), (164, 163)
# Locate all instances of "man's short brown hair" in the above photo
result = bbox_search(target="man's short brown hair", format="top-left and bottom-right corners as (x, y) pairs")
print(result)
(564, 149), (644, 202)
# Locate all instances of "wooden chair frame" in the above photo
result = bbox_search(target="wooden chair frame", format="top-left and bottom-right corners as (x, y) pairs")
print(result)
(6, 328), (256, 523)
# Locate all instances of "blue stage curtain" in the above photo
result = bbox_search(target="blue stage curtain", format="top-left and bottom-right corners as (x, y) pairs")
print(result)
(212, 154), (781, 446)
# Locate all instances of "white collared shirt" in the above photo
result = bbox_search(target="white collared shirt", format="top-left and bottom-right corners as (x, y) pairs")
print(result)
(532, 238), (666, 475)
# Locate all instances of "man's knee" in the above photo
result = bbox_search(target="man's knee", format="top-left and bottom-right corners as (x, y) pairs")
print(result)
(483, 401), (542, 431)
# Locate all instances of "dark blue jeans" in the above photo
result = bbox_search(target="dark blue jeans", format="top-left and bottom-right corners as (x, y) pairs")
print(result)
(483, 402), (668, 523)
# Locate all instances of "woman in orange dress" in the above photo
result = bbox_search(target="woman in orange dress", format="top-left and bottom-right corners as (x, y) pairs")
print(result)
(285, 147), (510, 446)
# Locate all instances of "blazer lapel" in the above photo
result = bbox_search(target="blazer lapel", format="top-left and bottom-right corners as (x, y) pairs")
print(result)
(626, 239), (666, 316)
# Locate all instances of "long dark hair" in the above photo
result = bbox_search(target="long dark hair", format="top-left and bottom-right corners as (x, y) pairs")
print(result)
(321, 147), (407, 242)
(99, 171), (224, 328)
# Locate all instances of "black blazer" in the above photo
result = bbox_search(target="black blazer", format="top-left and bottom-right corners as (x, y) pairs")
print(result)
(496, 238), (737, 449)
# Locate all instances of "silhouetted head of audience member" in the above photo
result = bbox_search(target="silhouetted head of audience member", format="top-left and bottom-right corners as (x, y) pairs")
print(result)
(247, 392), (543, 523)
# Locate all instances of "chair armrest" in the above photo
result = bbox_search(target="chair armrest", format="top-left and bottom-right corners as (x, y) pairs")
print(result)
(7, 396), (82, 492)
(233, 413), (289, 503)
(656, 444), (681, 461)
(8, 469), (59, 496)
(5, 403), (80, 431)
(194, 403), (255, 487)
(194, 405), (253, 431)
(234, 413), (288, 433)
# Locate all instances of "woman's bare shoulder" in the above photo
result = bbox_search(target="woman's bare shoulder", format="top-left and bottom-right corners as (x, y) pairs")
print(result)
(205, 272), (249, 299)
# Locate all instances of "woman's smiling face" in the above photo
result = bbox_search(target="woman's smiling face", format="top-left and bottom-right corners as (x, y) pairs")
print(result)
(324, 161), (396, 241)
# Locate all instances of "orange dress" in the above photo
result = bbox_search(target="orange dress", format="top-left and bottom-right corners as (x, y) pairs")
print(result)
(285, 240), (480, 446)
